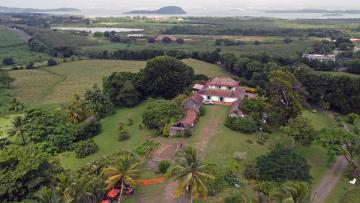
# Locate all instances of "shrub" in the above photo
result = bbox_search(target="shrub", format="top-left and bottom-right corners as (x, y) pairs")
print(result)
(176, 38), (184, 44)
(94, 32), (103, 37)
(158, 160), (171, 174)
(224, 194), (246, 203)
(346, 113), (359, 124)
(26, 62), (34, 69)
(135, 140), (159, 156)
(118, 129), (130, 141)
(225, 116), (258, 133)
(255, 144), (312, 182)
(199, 106), (206, 116)
(127, 118), (134, 126)
(2, 57), (15, 65)
(148, 37), (156, 43)
(73, 116), (102, 141)
(183, 129), (192, 138)
(75, 139), (98, 158)
(162, 37), (172, 43)
(243, 161), (259, 180)
(47, 58), (58, 66)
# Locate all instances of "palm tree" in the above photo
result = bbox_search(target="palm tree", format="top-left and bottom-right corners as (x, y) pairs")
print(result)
(65, 95), (88, 124)
(36, 187), (62, 203)
(102, 152), (140, 203)
(169, 146), (214, 203)
(270, 182), (309, 203)
(7, 116), (27, 145)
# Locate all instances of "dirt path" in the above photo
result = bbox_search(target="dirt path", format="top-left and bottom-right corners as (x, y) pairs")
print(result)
(311, 120), (350, 203)
(311, 156), (348, 203)
(193, 116), (220, 157)
(164, 107), (222, 202)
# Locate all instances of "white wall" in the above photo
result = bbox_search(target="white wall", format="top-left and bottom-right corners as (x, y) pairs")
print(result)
(201, 95), (237, 103)
(224, 97), (238, 103)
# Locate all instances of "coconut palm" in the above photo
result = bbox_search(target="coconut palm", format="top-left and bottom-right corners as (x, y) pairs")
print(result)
(270, 182), (309, 203)
(36, 187), (62, 203)
(7, 116), (27, 145)
(102, 152), (140, 203)
(169, 146), (214, 203)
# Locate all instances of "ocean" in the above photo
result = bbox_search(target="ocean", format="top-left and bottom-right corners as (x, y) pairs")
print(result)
(49, 8), (360, 19)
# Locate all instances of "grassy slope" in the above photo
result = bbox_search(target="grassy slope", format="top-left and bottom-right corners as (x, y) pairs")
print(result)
(8, 60), (145, 106)
(317, 71), (360, 78)
(8, 59), (225, 107)
(0, 26), (49, 66)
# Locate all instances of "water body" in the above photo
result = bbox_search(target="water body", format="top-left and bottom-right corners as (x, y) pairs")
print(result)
(52, 27), (144, 32)
(47, 8), (360, 19)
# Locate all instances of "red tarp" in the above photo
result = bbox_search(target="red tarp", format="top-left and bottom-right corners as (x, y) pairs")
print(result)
(107, 189), (120, 199)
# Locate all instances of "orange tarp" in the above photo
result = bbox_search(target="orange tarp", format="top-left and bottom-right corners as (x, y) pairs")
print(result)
(135, 177), (164, 186)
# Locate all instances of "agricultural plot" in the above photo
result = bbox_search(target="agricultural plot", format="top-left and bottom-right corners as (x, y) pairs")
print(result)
(8, 59), (226, 106)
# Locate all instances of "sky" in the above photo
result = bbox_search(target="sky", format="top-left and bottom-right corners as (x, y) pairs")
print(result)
(2, 0), (360, 10)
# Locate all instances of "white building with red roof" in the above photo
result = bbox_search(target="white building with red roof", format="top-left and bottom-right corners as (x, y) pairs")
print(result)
(198, 77), (245, 104)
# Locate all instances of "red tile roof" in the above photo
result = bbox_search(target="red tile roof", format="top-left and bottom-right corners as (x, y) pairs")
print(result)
(180, 109), (198, 128)
(191, 94), (204, 104)
(207, 77), (239, 87)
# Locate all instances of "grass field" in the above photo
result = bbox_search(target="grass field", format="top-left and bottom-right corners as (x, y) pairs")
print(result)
(0, 26), (50, 66)
(8, 59), (227, 107)
(0, 116), (11, 138)
(59, 99), (157, 170)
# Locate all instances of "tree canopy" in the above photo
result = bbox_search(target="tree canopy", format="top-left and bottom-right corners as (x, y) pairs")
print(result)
(141, 56), (194, 99)
(0, 144), (62, 201)
(253, 144), (312, 182)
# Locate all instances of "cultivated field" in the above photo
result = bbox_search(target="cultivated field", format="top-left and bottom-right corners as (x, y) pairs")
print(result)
(8, 59), (227, 106)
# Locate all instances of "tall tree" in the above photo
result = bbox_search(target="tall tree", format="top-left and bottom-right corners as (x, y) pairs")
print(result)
(7, 116), (27, 145)
(266, 70), (303, 124)
(169, 147), (214, 203)
(283, 115), (316, 146)
(0, 144), (62, 201)
(142, 56), (194, 99)
(102, 152), (140, 203)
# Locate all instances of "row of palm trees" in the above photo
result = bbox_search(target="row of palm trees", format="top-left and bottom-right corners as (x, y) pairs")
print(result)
(102, 146), (214, 203)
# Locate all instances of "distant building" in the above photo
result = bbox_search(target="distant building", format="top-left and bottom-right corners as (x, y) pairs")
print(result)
(302, 54), (336, 62)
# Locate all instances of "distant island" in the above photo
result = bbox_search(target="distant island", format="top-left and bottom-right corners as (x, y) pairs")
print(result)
(0, 6), (80, 13)
(265, 9), (360, 14)
(126, 6), (186, 15)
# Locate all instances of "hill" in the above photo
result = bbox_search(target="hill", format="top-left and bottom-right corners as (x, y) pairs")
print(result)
(126, 6), (186, 15)
(0, 6), (80, 13)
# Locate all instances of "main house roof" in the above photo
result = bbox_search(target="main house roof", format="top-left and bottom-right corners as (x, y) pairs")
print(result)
(207, 77), (239, 87)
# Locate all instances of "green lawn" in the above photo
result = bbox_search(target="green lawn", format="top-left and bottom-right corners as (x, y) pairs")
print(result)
(181, 58), (228, 78)
(59, 99), (157, 170)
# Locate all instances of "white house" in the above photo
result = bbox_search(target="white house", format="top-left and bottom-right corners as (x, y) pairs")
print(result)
(197, 77), (245, 104)
(302, 54), (336, 62)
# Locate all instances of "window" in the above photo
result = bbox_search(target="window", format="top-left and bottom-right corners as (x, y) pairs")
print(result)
(207, 96), (211, 100)
(220, 97), (224, 102)
(217, 86), (221, 89)
(228, 86), (232, 90)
